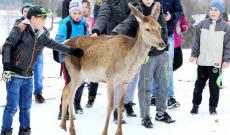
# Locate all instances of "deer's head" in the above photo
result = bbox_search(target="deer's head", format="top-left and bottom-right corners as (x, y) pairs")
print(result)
(129, 2), (165, 50)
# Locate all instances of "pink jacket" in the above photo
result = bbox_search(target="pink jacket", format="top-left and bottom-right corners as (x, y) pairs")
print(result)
(174, 16), (188, 48)
(84, 16), (95, 35)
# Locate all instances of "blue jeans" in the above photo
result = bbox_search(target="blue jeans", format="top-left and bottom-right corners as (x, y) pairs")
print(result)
(168, 36), (174, 97)
(152, 36), (174, 97)
(33, 52), (43, 95)
(1, 76), (33, 132)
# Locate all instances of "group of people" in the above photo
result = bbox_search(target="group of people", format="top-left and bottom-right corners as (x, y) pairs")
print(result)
(0, 0), (230, 135)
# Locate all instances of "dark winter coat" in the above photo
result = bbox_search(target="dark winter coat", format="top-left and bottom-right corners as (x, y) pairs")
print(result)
(112, 1), (168, 56)
(163, 0), (184, 36)
(62, 0), (71, 19)
(2, 20), (74, 77)
(93, 4), (101, 20)
(92, 0), (138, 35)
(14, 16), (50, 53)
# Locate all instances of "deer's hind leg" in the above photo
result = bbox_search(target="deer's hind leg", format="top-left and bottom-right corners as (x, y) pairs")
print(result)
(102, 82), (115, 135)
(60, 84), (71, 131)
(68, 71), (85, 135)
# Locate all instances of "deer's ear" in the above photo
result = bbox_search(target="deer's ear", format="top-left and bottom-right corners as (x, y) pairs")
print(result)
(151, 2), (161, 20)
(128, 3), (144, 23)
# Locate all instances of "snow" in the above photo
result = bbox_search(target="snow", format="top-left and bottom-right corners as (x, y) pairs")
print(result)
(0, 18), (230, 135)
(0, 49), (230, 135)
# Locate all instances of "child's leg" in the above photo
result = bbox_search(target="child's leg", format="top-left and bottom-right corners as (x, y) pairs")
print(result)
(192, 66), (209, 105)
(33, 52), (44, 95)
(1, 77), (23, 132)
(19, 78), (33, 130)
(74, 83), (85, 104)
(88, 82), (98, 97)
(208, 67), (221, 107)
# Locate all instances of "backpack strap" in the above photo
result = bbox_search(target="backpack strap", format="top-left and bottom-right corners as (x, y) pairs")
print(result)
(66, 21), (72, 39)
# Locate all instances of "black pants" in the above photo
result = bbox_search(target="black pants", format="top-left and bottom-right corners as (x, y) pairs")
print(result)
(192, 66), (221, 107)
(173, 47), (183, 71)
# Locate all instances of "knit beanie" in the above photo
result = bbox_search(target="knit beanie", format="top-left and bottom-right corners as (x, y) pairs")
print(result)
(209, 0), (225, 14)
(69, 0), (83, 14)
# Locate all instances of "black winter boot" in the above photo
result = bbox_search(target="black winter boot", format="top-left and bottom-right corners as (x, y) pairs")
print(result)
(34, 93), (45, 104)
(190, 105), (199, 114)
(74, 102), (83, 114)
(85, 96), (96, 108)
(124, 102), (137, 117)
(0, 131), (12, 135)
(151, 96), (156, 106)
(209, 106), (217, 115)
(113, 109), (126, 124)
(18, 129), (31, 135)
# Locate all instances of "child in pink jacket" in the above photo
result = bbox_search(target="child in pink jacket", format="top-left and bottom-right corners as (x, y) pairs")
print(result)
(173, 15), (188, 71)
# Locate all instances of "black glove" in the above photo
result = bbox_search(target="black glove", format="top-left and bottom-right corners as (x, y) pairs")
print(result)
(69, 48), (84, 58)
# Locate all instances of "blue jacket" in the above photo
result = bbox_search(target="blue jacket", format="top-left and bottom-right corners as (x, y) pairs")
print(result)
(55, 16), (88, 62)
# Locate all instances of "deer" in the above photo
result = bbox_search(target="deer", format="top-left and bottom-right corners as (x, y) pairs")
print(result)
(60, 2), (164, 135)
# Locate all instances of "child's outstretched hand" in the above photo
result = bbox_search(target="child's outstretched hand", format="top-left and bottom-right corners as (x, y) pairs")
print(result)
(222, 62), (229, 69)
(189, 57), (196, 63)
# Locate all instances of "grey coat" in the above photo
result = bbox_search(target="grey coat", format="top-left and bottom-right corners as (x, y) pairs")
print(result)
(191, 18), (230, 67)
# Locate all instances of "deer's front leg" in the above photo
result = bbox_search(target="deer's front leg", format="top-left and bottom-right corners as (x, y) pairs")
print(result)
(102, 83), (115, 135)
(116, 83), (128, 135)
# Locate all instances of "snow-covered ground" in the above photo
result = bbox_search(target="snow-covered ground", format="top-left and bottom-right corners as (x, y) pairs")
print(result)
(0, 49), (230, 135)
(0, 16), (230, 135)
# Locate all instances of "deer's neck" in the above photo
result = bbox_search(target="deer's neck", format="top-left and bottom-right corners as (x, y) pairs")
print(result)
(126, 29), (152, 71)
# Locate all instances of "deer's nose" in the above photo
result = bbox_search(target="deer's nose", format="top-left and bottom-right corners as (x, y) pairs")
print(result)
(157, 39), (166, 49)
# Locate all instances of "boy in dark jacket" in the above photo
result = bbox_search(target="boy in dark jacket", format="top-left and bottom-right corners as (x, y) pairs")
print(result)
(15, 2), (48, 104)
(0, 6), (83, 135)
(113, 0), (175, 128)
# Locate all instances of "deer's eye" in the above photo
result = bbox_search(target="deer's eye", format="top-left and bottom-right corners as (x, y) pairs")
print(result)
(145, 28), (150, 32)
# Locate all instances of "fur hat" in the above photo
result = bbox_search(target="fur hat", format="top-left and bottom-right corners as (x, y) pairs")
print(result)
(69, 0), (83, 14)
(209, 0), (225, 14)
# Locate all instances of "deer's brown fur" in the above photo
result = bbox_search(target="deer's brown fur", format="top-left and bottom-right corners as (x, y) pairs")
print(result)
(60, 3), (164, 135)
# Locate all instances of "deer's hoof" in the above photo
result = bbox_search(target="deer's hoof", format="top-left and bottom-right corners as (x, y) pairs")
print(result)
(69, 127), (76, 135)
(60, 124), (67, 131)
